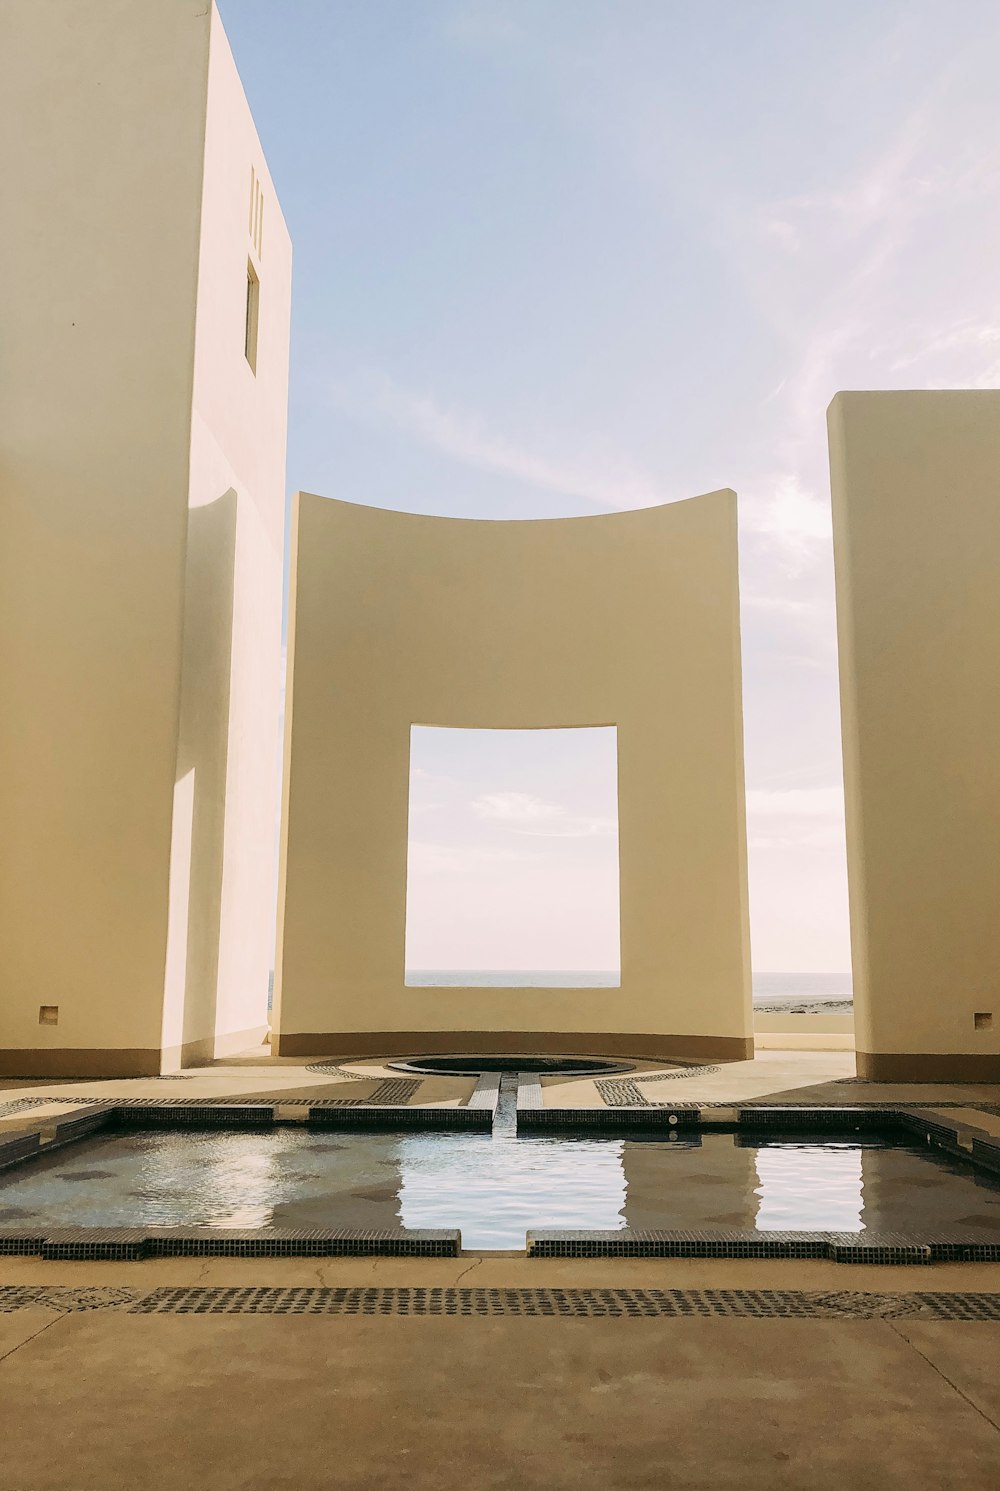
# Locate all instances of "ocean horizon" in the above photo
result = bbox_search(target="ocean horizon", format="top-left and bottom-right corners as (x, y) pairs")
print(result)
(405, 970), (853, 1005)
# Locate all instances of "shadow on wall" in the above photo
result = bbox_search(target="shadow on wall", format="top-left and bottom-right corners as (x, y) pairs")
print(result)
(161, 487), (237, 1065)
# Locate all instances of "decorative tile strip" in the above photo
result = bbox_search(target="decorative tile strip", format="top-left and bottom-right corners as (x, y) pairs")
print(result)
(141, 1227), (460, 1259)
(595, 1079), (649, 1106)
(307, 1104), (490, 1131)
(3, 1283), (1000, 1319)
(369, 1077), (421, 1104)
(972, 1137), (1000, 1175)
(518, 1103), (701, 1132)
(0, 1132), (42, 1170)
(525, 1229), (1000, 1264)
(120, 1286), (1000, 1319)
(303, 1063), (372, 1079)
(736, 1106), (896, 1132)
(53, 1108), (114, 1143)
(111, 1104), (275, 1127)
(0, 1284), (139, 1313)
(597, 1068), (723, 1107)
(41, 1229), (147, 1262)
(0, 1097), (61, 1116)
(0, 1226), (460, 1261)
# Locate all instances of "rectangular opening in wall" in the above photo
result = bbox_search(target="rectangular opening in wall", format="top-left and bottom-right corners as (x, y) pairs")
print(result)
(244, 259), (259, 373)
(38, 1005), (58, 1026)
(975, 1012), (993, 1031)
(404, 726), (620, 988)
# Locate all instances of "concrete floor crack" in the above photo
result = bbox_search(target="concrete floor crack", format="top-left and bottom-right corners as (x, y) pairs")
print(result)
(454, 1256), (484, 1286)
(889, 1322), (1000, 1436)
(0, 1311), (62, 1367)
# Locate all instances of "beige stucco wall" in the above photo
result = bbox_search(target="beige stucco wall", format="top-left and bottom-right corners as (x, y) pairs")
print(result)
(829, 391), (1000, 1081)
(162, 5), (291, 1065)
(0, 2), (289, 1075)
(274, 493), (753, 1062)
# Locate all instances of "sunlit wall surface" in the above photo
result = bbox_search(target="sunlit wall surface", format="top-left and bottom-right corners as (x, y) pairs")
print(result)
(274, 492), (752, 1061)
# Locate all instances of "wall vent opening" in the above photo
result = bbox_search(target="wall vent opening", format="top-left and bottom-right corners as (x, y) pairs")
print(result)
(244, 259), (259, 373)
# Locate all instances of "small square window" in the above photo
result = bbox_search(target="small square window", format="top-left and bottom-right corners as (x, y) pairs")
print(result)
(974, 1012), (993, 1031)
(38, 1005), (59, 1026)
(244, 259), (260, 373)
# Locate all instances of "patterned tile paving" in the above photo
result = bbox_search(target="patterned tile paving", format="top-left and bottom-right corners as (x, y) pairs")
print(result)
(0, 1097), (63, 1117)
(596, 1069), (723, 1105)
(2, 1284), (1000, 1320)
(303, 1063), (374, 1079)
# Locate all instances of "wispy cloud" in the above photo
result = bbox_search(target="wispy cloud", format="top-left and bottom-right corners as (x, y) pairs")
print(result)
(330, 371), (673, 510)
(471, 789), (616, 838)
(471, 790), (565, 823)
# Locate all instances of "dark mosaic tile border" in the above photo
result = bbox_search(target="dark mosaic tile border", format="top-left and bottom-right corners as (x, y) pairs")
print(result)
(5, 1095), (485, 1129)
(0, 1132), (42, 1170)
(110, 1104), (274, 1127)
(3, 1284), (1000, 1320)
(307, 1103), (490, 1130)
(730, 1099), (981, 1109)
(525, 1229), (1000, 1264)
(518, 1097), (703, 1132)
(0, 1227), (461, 1261)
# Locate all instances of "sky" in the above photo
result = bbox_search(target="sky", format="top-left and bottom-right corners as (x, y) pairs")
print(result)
(404, 727), (621, 974)
(220, 0), (1000, 974)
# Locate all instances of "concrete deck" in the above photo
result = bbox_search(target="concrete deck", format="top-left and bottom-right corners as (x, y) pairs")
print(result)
(2, 1050), (1000, 1488)
(0, 1263), (998, 1490)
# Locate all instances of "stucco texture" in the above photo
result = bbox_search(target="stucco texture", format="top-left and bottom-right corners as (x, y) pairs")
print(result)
(274, 492), (752, 1061)
(0, 1), (289, 1075)
(830, 390), (1000, 1081)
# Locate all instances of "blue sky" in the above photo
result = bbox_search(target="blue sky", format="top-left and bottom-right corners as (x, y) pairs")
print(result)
(221, 0), (1000, 972)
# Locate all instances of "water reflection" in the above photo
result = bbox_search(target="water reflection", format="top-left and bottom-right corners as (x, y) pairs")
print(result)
(134, 1130), (278, 1228)
(1, 1125), (999, 1249)
(754, 1142), (864, 1232)
(399, 1132), (626, 1248)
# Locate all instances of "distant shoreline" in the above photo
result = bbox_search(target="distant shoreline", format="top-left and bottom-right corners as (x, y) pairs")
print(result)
(404, 970), (854, 1010)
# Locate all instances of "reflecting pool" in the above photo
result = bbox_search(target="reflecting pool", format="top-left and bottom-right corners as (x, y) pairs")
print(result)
(2, 1124), (999, 1249)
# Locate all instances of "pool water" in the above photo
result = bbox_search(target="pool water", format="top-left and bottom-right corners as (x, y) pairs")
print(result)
(2, 1123), (999, 1249)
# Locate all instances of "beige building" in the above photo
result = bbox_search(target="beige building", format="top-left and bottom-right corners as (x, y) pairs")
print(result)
(8, 10), (1000, 1086)
(273, 492), (753, 1062)
(830, 391), (1000, 1081)
(0, 1), (291, 1075)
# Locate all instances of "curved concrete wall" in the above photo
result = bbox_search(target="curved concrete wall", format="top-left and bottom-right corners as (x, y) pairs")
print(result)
(274, 492), (753, 1062)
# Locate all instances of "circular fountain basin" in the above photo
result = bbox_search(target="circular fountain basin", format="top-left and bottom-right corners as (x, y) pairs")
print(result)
(388, 1054), (634, 1077)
